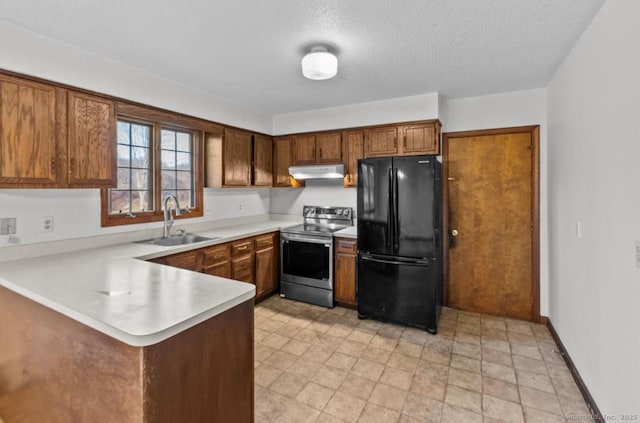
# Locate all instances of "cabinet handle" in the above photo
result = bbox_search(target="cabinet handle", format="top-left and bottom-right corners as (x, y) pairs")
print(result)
(238, 245), (248, 250)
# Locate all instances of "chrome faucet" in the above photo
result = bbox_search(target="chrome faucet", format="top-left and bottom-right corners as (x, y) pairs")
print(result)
(163, 194), (182, 238)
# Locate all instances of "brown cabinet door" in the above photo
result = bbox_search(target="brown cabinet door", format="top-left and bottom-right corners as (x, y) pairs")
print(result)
(400, 122), (440, 155)
(292, 134), (316, 165)
(203, 243), (231, 267)
(0, 74), (60, 186)
(253, 134), (273, 186)
(335, 238), (357, 306)
(204, 260), (231, 279)
(67, 91), (116, 187)
(255, 246), (275, 298)
(223, 128), (252, 186)
(232, 254), (255, 283)
(315, 132), (342, 163)
(364, 127), (398, 157)
(273, 136), (292, 187)
(342, 130), (364, 187)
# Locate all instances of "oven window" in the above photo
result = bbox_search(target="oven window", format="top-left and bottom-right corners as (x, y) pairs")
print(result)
(282, 240), (330, 280)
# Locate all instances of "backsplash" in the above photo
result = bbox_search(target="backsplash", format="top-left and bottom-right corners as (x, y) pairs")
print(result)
(269, 179), (357, 215)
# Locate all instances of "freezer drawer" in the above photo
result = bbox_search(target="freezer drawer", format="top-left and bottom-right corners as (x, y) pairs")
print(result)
(357, 253), (440, 333)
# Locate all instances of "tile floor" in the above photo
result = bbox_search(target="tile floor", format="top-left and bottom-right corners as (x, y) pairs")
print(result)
(254, 296), (591, 422)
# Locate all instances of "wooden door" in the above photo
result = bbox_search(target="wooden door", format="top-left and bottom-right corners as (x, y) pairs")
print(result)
(342, 130), (364, 187)
(364, 127), (398, 157)
(253, 134), (273, 186)
(273, 136), (293, 187)
(223, 128), (252, 186)
(0, 74), (61, 186)
(400, 122), (440, 155)
(444, 126), (539, 322)
(316, 132), (342, 163)
(292, 134), (316, 164)
(67, 91), (116, 187)
(334, 238), (357, 306)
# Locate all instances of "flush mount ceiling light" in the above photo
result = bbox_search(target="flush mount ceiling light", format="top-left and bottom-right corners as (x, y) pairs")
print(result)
(301, 46), (338, 80)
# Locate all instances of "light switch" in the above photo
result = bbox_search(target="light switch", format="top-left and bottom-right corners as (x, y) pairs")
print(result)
(0, 217), (17, 235)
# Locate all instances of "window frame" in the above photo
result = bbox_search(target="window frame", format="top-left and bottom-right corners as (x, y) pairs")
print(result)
(101, 104), (204, 227)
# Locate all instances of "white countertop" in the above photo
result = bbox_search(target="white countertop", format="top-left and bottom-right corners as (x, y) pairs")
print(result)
(334, 226), (357, 239)
(0, 219), (300, 347)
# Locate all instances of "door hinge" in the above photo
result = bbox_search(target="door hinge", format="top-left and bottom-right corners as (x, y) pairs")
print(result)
(50, 158), (57, 175)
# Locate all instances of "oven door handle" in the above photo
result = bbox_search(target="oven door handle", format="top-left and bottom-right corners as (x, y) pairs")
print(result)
(281, 233), (332, 246)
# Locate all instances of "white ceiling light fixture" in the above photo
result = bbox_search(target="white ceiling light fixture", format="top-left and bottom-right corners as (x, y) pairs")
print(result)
(301, 46), (338, 80)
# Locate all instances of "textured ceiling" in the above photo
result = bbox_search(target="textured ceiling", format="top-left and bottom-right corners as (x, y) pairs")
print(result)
(0, 0), (604, 115)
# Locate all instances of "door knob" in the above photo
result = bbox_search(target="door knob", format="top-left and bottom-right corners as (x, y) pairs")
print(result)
(451, 229), (459, 237)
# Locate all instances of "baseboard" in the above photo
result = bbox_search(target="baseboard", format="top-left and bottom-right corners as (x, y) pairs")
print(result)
(545, 317), (604, 422)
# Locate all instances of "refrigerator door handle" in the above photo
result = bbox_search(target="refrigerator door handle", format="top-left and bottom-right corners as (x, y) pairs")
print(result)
(361, 255), (429, 267)
(387, 168), (394, 249)
(393, 168), (399, 251)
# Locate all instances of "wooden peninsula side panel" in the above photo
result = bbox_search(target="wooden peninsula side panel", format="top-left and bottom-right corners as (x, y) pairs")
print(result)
(0, 286), (254, 423)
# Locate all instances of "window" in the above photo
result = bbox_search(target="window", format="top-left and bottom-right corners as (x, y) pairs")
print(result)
(101, 106), (203, 227)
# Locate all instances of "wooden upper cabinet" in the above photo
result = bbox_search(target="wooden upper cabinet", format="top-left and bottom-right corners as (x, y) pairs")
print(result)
(316, 132), (342, 163)
(0, 74), (61, 187)
(399, 121), (440, 155)
(342, 130), (364, 188)
(253, 134), (273, 186)
(67, 91), (116, 187)
(223, 128), (252, 186)
(292, 134), (316, 165)
(364, 126), (398, 157)
(273, 136), (293, 187)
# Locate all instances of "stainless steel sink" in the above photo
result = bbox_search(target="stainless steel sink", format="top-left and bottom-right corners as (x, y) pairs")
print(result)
(135, 233), (217, 246)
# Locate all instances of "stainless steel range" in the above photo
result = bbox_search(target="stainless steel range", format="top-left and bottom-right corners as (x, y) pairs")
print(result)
(280, 205), (353, 308)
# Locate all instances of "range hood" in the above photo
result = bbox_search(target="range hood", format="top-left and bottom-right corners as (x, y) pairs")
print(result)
(288, 164), (345, 180)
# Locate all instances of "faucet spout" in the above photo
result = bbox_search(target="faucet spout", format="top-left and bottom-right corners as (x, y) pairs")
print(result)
(163, 194), (181, 238)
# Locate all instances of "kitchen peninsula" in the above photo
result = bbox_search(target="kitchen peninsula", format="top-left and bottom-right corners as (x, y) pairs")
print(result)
(0, 219), (298, 423)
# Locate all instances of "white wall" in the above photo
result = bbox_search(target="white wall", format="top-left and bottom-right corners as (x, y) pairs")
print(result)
(273, 93), (439, 135)
(270, 180), (356, 216)
(547, 0), (640, 415)
(440, 89), (549, 316)
(0, 188), (270, 246)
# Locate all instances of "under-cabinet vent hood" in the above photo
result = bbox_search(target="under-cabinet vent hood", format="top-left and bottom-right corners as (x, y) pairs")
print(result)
(288, 164), (345, 180)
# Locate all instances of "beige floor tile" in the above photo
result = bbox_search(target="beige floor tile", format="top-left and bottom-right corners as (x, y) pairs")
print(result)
(270, 371), (309, 398)
(377, 324), (405, 340)
(481, 337), (511, 353)
(444, 384), (482, 413)
(415, 360), (449, 383)
(515, 368), (555, 393)
(314, 364), (349, 390)
(315, 334), (347, 352)
(482, 417), (505, 423)
(261, 332), (291, 349)
(420, 346), (452, 366)
(509, 332), (538, 346)
(295, 328), (324, 344)
(296, 382), (336, 410)
(339, 373), (377, 400)
(400, 328), (429, 346)
(483, 328), (510, 341)
(308, 320), (332, 334)
(551, 375), (584, 401)
(264, 350), (298, 371)
(361, 346), (393, 365)
(348, 329), (375, 345)
(351, 358), (386, 381)
(410, 374), (447, 402)
(380, 367), (414, 391)
(326, 351), (358, 371)
(457, 313), (481, 326)
(506, 320), (533, 336)
(256, 343), (277, 362)
(274, 400), (321, 423)
(441, 403), (482, 423)
(456, 322), (482, 336)
(358, 402), (401, 423)
(482, 319), (507, 332)
(519, 386), (562, 415)
(288, 357), (322, 377)
(545, 362), (573, 380)
(387, 352), (420, 372)
(329, 323), (355, 338)
(452, 340), (482, 359)
(522, 406), (564, 423)
(482, 394), (524, 423)
(301, 345), (334, 364)
(370, 334), (400, 352)
(395, 340), (424, 358)
(482, 347), (513, 367)
(315, 412), (348, 423)
(274, 323), (303, 338)
(402, 392), (444, 422)
(512, 355), (548, 375)
(257, 318), (286, 333)
(558, 396), (591, 417)
(369, 383), (408, 412)
(397, 414), (424, 423)
(255, 363), (283, 387)
(337, 340), (369, 358)
(510, 344), (542, 361)
(255, 389), (289, 421)
(450, 354), (481, 373)
(447, 367), (482, 393)
(482, 361), (517, 384)
(455, 330), (481, 346)
(281, 338), (312, 356)
(540, 348), (566, 365)
(483, 376), (520, 404)
(324, 391), (367, 422)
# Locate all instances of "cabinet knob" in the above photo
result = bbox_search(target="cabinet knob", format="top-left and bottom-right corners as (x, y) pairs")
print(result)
(451, 229), (459, 237)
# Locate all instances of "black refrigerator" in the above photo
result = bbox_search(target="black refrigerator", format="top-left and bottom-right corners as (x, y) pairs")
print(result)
(357, 155), (442, 333)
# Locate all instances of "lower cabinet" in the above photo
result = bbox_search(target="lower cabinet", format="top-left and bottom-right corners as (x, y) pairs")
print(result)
(334, 237), (357, 307)
(150, 231), (279, 301)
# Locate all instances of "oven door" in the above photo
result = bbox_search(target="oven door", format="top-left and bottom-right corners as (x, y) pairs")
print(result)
(281, 232), (333, 290)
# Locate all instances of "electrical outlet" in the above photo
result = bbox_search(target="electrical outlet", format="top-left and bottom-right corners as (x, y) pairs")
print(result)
(237, 204), (243, 212)
(42, 216), (54, 233)
(0, 217), (17, 235)
(636, 241), (640, 269)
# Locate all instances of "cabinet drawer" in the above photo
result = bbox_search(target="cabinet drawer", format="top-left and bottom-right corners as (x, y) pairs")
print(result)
(203, 243), (231, 266)
(335, 238), (357, 254)
(158, 251), (199, 271)
(254, 233), (275, 250)
(232, 255), (254, 283)
(231, 239), (254, 256)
